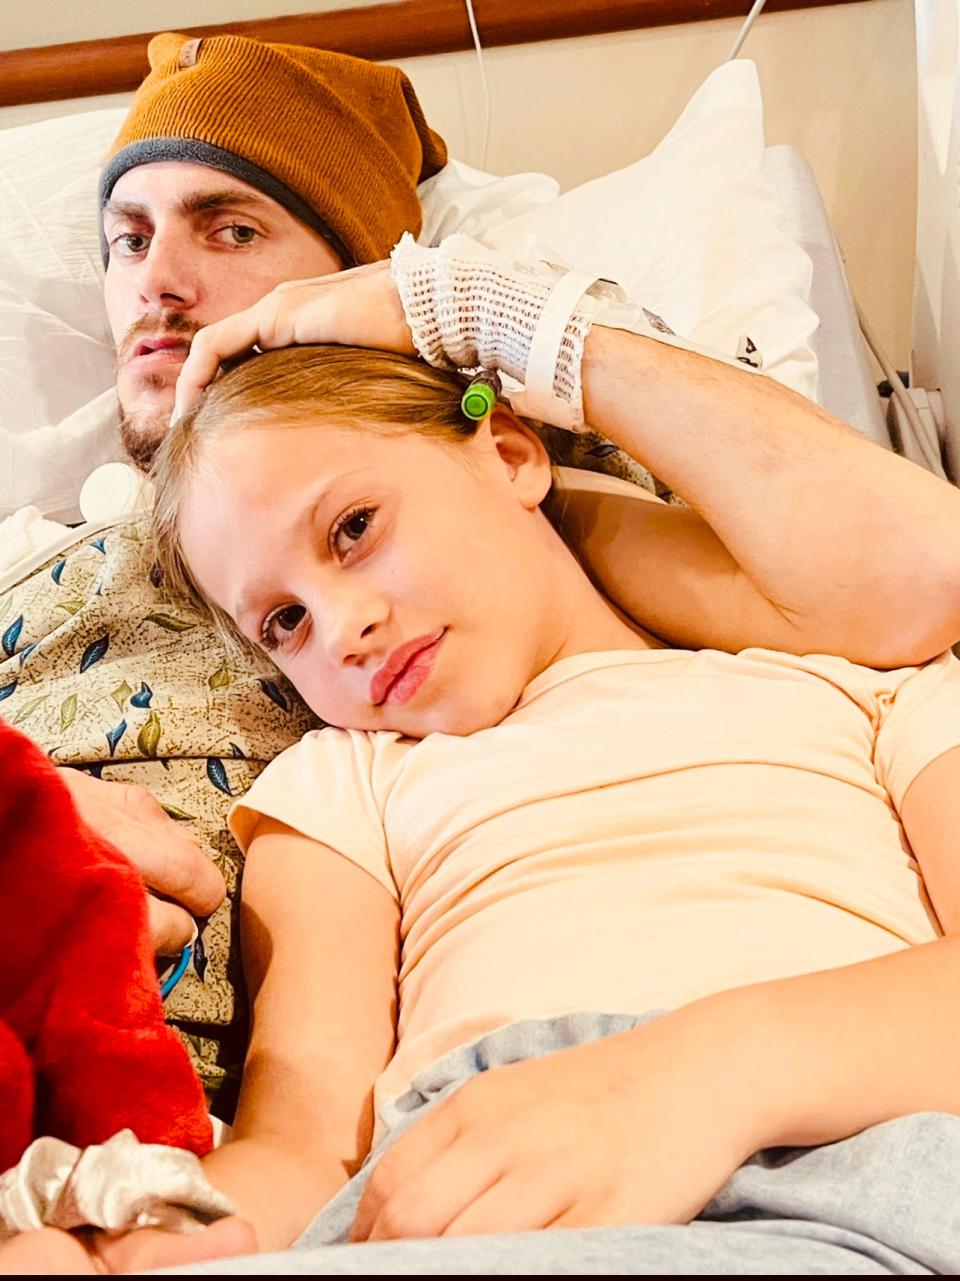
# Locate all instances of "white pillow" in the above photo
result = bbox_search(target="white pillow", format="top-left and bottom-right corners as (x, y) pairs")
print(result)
(420, 60), (818, 402)
(0, 61), (816, 521)
(0, 108), (127, 522)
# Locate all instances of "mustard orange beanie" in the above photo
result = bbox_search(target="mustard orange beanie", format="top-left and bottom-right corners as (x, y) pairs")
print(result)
(99, 31), (447, 267)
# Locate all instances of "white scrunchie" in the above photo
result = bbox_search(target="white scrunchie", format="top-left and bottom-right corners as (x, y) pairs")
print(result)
(0, 1130), (234, 1240)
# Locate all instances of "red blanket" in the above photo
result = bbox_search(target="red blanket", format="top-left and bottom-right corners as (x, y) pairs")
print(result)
(0, 720), (211, 1173)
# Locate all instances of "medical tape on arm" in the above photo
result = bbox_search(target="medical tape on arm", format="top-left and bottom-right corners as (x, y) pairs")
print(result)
(507, 269), (600, 431)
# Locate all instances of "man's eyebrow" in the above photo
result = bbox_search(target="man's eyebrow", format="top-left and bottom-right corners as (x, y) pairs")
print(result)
(176, 190), (276, 219)
(102, 190), (276, 224)
(102, 198), (150, 223)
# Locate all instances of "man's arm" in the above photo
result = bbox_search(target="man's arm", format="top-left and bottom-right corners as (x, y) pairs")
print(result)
(574, 325), (960, 666)
(202, 816), (400, 1253)
(174, 260), (960, 670)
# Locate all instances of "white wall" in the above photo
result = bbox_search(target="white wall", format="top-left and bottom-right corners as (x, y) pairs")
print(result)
(0, 0), (917, 363)
(0, 0), (383, 50)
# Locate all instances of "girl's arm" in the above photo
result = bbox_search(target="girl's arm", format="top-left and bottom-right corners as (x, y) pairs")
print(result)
(898, 746), (960, 935)
(572, 325), (960, 666)
(202, 816), (400, 1252)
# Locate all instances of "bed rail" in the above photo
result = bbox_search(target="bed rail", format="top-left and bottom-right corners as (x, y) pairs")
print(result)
(0, 0), (871, 109)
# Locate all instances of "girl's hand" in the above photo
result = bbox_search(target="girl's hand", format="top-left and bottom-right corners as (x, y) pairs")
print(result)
(172, 261), (414, 422)
(350, 1000), (770, 1242)
(0, 1217), (256, 1275)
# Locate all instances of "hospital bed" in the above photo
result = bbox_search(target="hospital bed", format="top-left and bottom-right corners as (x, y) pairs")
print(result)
(0, 0), (944, 535)
(0, 0), (954, 1167)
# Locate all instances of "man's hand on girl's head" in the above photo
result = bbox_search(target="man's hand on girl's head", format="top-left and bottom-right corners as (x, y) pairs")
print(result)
(172, 260), (415, 424)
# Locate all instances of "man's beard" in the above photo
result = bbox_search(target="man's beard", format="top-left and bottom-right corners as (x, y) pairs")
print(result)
(115, 313), (201, 471)
(118, 381), (172, 472)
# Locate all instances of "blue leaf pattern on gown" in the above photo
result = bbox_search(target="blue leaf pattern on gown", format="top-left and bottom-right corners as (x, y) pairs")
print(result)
(130, 681), (153, 708)
(2, 615), (23, 658)
(105, 719), (127, 756)
(51, 559), (66, 584)
(259, 679), (289, 711)
(18, 644), (36, 667)
(229, 742), (246, 759)
(90, 536), (107, 554)
(79, 634), (110, 672)
(193, 931), (208, 982)
(0, 680), (17, 701)
(206, 757), (232, 796)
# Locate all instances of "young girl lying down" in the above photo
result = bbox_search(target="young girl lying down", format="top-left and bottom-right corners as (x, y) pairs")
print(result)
(120, 241), (960, 1272)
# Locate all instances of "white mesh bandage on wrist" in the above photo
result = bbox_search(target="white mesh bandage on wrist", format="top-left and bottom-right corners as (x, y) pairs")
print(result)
(391, 233), (608, 431)
(390, 233), (761, 432)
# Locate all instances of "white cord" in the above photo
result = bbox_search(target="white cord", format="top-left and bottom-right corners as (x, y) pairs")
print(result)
(463, 0), (492, 170)
(726, 0), (769, 60)
(855, 301), (945, 475)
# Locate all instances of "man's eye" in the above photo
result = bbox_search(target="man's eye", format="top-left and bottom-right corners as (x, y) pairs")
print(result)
(109, 232), (150, 258)
(261, 604), (306, 651)
(216, 224), (260, 247)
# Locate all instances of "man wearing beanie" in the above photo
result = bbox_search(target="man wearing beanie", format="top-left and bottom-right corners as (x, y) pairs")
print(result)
(100, 30), (446, 468)
(0, 29), (449, 1151)
(6, 22), (960, 1276)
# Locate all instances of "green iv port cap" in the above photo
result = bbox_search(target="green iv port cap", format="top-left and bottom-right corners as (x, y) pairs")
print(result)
(461, 381), (497, 420)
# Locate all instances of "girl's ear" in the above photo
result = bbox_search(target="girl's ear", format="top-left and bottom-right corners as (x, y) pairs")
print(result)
(485, 407), (553, 509)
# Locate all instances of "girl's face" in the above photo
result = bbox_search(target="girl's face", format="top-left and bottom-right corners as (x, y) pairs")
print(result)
(179, 411), (596, 737)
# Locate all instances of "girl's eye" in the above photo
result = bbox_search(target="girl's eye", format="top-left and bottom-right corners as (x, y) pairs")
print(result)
(218, 224), (259, 247)
(261, 604), (306, 651)
(333, 506), (376, 557)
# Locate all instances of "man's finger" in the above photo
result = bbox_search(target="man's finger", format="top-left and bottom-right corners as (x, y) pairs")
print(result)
(134, 833), (225, 918)
(174, 308), (269, 421)
(149, 896), (196, 958)
(59, 769), (226, 916)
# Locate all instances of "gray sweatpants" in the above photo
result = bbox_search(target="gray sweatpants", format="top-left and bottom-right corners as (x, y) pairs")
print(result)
(175, 1012), (960, 1274)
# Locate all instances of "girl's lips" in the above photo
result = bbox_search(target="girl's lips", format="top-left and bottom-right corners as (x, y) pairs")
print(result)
(371, 630), (446, 707)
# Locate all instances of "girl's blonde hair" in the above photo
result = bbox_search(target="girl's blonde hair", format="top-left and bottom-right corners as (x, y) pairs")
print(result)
(151, 344), (558, 646)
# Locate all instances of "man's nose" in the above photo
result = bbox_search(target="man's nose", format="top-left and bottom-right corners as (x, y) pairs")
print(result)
(136, 231), (200, 312)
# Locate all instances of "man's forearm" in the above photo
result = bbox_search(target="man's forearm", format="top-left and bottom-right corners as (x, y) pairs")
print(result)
(581, 325), (960, 664)
(712, 936), (960, 1152)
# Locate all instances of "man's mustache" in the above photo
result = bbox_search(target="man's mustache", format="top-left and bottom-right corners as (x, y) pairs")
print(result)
(116, 314), (202, 368)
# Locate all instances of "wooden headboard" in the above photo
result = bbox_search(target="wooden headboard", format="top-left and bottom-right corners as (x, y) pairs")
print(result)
(0, 0), (866, 109)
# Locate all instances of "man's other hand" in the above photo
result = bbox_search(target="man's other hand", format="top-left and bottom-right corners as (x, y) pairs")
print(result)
(59, 769), (226, 955)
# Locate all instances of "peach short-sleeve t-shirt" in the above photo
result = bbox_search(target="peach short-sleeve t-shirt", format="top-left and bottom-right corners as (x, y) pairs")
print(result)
(231, 647), (960, 1116)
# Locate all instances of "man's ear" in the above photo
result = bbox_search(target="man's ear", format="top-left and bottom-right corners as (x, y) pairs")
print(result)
(485, 407), (553, 509)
